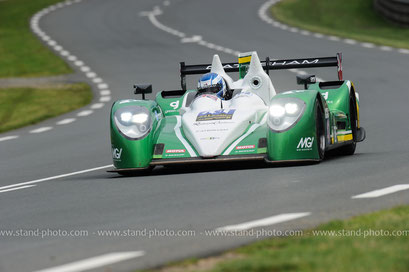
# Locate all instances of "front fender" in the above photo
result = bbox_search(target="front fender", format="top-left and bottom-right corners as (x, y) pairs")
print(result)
(110, 99), (162, 169)
(267, 90), (324, 161)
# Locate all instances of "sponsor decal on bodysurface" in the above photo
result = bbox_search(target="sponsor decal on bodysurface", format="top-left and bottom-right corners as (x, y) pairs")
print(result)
(200, 137), (220, 141)
(297, 137), (314, 151)
(193, 121), (234, 126)
(235, 144), (256, 153)
(236, 145), (256, 150)
(205, 59), (319, 71)
(206, 64), (240, 70)
(196, 109), (236, 121)
(164, 100), (181, 114)
(165, 149), (186, 157)
(165, 149), (186, 154)
(169, 100), (180, 110)
(195, 128), (228, 133)
(270, 59), (319, 66)
(112, 148), (123, 161)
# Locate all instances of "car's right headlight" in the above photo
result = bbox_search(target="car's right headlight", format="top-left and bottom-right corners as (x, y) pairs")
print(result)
(268, 97), (306, 132)
(114, 106), (152, 140)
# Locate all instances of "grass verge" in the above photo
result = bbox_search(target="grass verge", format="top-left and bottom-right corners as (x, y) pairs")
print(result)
(271, 0), (409, 49)
(0, 0), (72, 77)
(0, 84), (92, 133)
(144, 206), (409, 272)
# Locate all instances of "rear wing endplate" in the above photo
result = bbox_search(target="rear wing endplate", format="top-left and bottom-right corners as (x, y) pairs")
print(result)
(179, 53), (343, 90)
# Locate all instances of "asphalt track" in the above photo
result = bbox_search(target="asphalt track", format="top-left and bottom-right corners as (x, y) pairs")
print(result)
(0, 0), (409, 271)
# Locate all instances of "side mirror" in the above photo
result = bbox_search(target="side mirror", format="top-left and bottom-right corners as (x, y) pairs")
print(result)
(296, 74), (316, 89)
(134, 84), (152, 100)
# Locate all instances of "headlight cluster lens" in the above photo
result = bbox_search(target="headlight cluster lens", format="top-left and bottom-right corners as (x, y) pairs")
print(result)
(114, 106), (152, 139)
(268, 97), (305, 132)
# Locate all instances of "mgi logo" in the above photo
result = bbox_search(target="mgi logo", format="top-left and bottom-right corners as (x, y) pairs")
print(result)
(297, 137), (314, 151)
(112, 148), (123, 160)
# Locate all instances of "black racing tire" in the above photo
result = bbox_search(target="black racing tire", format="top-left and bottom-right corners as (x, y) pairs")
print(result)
(315, 99), (326, 160)
(336, 95), (357, 156)
(337, 141), (356, 156)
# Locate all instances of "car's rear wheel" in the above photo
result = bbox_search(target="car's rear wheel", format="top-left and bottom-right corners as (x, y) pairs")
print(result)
(316, 99), (326, 160)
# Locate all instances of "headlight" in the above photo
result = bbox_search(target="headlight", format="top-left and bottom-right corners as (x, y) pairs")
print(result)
(114, 106), (152, 140)
(268, 97), (306, 132)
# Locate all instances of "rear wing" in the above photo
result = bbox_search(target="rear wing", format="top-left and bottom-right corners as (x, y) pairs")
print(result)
(179, 53), (343, 90)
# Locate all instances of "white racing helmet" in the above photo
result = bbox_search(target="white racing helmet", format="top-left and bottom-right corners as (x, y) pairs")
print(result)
(197, 72), (227, 99)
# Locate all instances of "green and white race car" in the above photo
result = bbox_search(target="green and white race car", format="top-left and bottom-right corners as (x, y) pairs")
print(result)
(109, 52), (365, 175)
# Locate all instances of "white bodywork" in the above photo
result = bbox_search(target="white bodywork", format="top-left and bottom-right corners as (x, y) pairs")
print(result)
(180, 52), (276, 157)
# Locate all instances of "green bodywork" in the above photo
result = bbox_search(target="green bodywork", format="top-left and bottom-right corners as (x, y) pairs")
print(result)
(110, 80), (359, 169)
(110, 100), (162, 169)
(267, 90), (322, 161)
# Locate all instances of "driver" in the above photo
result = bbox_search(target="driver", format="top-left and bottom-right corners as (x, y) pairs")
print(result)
(197, 72), (232, 100)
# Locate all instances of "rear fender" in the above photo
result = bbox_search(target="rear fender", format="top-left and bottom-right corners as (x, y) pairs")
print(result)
(310, 80), (359, 129)
(348, 81), (360, 129)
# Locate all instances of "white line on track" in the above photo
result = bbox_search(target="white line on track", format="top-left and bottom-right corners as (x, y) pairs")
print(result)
(100, 90), (111, 96)
(300, 30), (310, 36)
(77, 110), (94, 117)
(314, 33), (324, 39)
(92, 77), (103, 83)
(352, 184), (409, 199)
(328, 36), (341, 41)
(145, 7), (186, 38)
(33, 251), (145, 272)
(97, 83), (109, 89)
(398, 49), (409, 54)
(181, 35), (202, 43)
(0, 185), (37, 194)
(216, 213), (311, 232)
(99, 96), (111, 102)
(80, 66), (91, 72)
(90, 103), (104, 109)
(74, 60), (84, 66)
(361, 42), (375, 48)
(0, 164), (113, 191)
(86, 72), (97, 78)
(57, 118), (76, 125)
(60, 50), (70, 56)
(259, 0), (409, 54)
(0, 135), (19, 142)
(30, 127), (53, 134)
(380, 46), (393, 51)
(142, 5), (317, 78)
(26, 0), (112, 139)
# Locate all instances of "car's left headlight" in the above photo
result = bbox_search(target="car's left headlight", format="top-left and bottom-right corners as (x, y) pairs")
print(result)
(268, 97), (306, 132)
(114, 106), (152, 140)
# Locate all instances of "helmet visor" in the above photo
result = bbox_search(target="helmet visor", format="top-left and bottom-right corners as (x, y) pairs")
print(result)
(198, 83), (222, 94)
